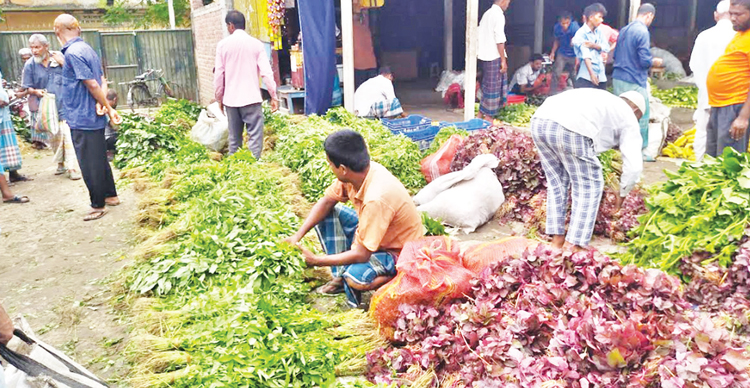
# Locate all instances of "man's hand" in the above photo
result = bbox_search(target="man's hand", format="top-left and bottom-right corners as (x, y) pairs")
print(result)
(298, 245), (319, 266)
(34, 89), (46, 98)
(730, 116), (749, 141)
(0, 304), (13, 346)
(500, 59), (508, 74)
(549, 52), (556, 62)
(270, 99), (279, 112)
(652, 58), (664, 68)
(96, 103), (107, 116)
(614, 192), (624, 213)
(218, 101), (224, 114)
(109, 109), (123, 126)
(590, 73), (600, 86)
(282, 233), (301, 247)
(50, 51), (64, 65)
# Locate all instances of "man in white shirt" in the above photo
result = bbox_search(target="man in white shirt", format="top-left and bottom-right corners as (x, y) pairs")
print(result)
(354, 67), (406, 119)
(689, 0), (735, 161)
(477, 0), (512, 121)
(530, 89), (645, 251)
(509, 53), (544, 95)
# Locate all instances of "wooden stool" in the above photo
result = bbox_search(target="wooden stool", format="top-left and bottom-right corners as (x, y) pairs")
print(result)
(277, 85), (305, 114)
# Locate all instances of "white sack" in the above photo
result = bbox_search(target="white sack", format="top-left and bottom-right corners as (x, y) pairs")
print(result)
(414, 154), (504, 233)
(190, 102), (228, 152)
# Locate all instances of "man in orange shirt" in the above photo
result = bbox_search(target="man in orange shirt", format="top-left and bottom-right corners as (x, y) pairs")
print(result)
(284, 130), (425, 307)
(353, 1), (378, 88)
(706, 0), (750, 156)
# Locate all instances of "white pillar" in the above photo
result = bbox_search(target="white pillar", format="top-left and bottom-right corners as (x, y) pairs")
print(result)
(444, 0), (454, 71)
(168, 0), (176, 29)
(463, 0), (479, 121)
(342, 0), (355, 112)
(618, 0), (628, 27)
(534, 0), (544, 54)
(630, 0), (641, 23)
(689, 0), (698, 32)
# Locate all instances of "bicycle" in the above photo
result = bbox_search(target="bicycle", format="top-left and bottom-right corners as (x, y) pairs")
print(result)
(118, 69), (180, 111)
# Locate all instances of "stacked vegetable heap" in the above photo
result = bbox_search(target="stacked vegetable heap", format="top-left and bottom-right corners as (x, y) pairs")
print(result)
(116, 102), (425, 387)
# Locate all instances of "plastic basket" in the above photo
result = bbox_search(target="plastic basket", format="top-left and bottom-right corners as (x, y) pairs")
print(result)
(441, 118), (491, 131)
(381, 115), (430, 131)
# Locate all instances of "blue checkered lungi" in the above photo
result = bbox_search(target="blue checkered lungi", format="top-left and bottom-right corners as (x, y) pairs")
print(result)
(29, 111), (50, 145)
(0, 105), (22, 172)
(367, 98), (404, 119)
(479, 58), (508, 117)
(531, 117), (604, 247)
(315, 204), (397, 307)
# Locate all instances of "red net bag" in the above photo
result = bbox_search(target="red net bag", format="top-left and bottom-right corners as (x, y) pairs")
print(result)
(420, 135), (464, 183)
(370, 236), (474, 341)
(462, 237), (540, 274)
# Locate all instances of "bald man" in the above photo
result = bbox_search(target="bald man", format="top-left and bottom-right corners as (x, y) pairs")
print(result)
(53, 14), (121, 221)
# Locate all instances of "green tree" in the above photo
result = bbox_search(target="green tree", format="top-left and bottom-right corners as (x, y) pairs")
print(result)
(104, 0), (192, 29)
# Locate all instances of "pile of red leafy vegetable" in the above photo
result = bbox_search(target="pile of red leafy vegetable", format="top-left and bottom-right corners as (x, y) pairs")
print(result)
(367, 245), (750, 387)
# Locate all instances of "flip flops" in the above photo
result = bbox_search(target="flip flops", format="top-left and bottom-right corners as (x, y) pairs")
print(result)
(3, 195), (29, 204)
(84, 209), (107, 221)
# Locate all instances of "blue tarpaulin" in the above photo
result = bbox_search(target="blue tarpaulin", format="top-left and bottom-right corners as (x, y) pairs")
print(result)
(298, 0), (336, 115)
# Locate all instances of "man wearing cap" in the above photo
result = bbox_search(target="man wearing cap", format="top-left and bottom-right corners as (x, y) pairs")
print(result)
(530, 88), (645, 251)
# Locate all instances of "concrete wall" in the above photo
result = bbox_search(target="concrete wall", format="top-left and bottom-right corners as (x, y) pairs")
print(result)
(191, 0), (229, 105)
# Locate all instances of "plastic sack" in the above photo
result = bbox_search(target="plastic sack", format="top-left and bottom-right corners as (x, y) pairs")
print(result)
(31, 94), (59, 136)
(420, 134), (464, 183)
(3, 316), (108, 388)
(414, 154), (505, 233)
(462, 237), (539, 274)
(370, 236), (474, 341)
(190, 102), (228, 152)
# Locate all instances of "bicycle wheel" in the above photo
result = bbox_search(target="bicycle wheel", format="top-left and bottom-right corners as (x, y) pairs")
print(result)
(128, 84), (153, 111)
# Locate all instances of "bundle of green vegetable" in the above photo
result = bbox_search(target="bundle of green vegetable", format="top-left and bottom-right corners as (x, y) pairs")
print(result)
(494, 103), (537, 127)
(651, 85), (698, 109)
(265, 107), (426, 200)
(117, 102), (384, 387)
(11, 114), (30, 143)
(621, 148), (750, 276)
(423, 126), (468, 155)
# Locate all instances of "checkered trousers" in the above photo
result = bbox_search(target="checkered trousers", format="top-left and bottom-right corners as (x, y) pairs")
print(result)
(531, 117), (604, 247)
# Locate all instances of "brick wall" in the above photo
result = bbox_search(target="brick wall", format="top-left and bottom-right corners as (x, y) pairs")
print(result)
(191, 0), (228, 106)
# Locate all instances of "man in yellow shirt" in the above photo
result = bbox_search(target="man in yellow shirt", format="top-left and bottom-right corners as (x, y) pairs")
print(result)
(284, 130), (424, 307)
(706, 0), (750, 156)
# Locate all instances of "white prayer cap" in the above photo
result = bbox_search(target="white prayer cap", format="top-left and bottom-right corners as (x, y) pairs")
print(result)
(717, 0), (730, 14)
(620, 91), (646, 116)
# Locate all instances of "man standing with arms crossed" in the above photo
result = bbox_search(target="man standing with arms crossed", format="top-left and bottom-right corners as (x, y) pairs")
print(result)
(705, 0), (750, 156)
(53, 14), (121, 221)
(690, 0), (735, 161)
(612, 4), (662, 159)
(215, 10), (279, 159)
(477, 0), (511, 122)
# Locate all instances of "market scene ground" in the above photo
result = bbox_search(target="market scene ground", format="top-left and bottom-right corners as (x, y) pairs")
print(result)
(3, 0), (750, 387)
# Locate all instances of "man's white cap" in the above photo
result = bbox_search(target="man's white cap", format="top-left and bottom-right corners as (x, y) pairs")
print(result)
(619, 91), (646, 115)
(717, 0), (730, 14)
(18, 48), (31, 57)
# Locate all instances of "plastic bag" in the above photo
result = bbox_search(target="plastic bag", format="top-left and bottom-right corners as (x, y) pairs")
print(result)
(190, 102), (228, 152)
(31, 94), (59, 135)
(420, 134), (464, 183)
(369, 236), (474, 341)
(462, 237), (539, 274)
(414, 154), (505, 233)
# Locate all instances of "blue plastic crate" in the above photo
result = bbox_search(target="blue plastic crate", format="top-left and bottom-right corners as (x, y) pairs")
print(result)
(440, 118), (491, 131)
(381, 115), (430, 131)
(399, 125), (442, 151)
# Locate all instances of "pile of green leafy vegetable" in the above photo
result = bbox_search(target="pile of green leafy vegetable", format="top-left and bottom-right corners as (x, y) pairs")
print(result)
(620, 148), (750, 276)
(495, 103), (537, 127)
(651, 85), (698, 109)
(117, 102), (388, 388)
(423, 126), (468, 155)
(11, 114), (30, 143)
(266, 107), (426, 200)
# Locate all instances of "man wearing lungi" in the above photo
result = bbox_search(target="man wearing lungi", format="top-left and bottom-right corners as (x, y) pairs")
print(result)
(477, 0), (511, 121)
(530, 89), (645, 251)
(284, 130), (425, 308)
(0, 71), (31, 184)
(353, 67), (405, 119)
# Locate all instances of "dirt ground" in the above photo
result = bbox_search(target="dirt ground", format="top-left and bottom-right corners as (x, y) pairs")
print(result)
(0, 147), (134, 385)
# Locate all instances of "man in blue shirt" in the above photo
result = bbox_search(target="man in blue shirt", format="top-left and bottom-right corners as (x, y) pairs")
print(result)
(549, 11), (580, 94)
(572, 3), (609, 90)
(613, 3), (663, 155)
(53, 14), (122, 221)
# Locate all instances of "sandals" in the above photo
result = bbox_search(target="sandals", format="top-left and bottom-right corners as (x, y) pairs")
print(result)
(9, 175), (33, 183)
(55, 167), (68, 175)
(105, 198), (121, 206)
(3, 195), (29, 204)
(84, 209), (107, 221)
(316, 279), (345, 295)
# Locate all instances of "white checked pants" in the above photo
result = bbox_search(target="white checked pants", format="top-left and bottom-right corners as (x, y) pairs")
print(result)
(531, 117), (604, 247)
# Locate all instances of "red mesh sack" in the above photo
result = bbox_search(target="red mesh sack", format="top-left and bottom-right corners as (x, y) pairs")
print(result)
(370, 236), (474, 341)
(462, 237), (540, 274)
(420, 135), (464, 183)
